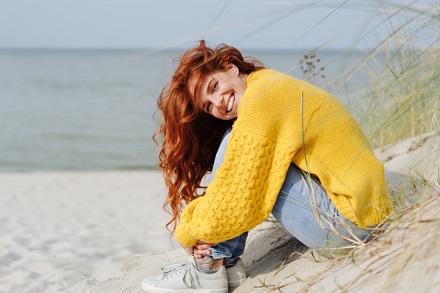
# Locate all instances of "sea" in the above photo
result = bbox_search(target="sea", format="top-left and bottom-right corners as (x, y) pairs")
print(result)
(0, 48), (373, 172)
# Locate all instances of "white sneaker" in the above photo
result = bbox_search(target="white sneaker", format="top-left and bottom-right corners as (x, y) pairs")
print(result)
(226, 258), (247, 288)
(141, 257), (228, 293)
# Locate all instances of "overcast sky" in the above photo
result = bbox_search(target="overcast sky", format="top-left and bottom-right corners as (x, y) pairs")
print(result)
(0, 0), (431, 50)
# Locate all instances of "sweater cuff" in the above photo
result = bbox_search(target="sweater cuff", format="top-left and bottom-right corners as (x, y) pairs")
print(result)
(175, 224), (198, 247)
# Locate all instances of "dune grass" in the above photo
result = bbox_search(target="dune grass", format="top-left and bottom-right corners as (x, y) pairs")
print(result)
(355, 39), (439, 149)
(340, 1), (439, 148)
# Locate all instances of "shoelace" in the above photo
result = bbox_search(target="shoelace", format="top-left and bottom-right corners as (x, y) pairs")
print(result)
(160, 260), (200, 288)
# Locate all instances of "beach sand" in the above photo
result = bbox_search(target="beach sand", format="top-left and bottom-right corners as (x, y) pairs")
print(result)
(0, 171), (177, 292)
(1, 132), (439, 292)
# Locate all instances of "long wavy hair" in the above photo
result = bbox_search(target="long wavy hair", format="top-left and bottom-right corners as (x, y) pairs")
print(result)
(154, 40), (265, 233)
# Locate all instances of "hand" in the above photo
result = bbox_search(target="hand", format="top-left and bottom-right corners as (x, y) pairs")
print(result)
(192, 241), (217, 259)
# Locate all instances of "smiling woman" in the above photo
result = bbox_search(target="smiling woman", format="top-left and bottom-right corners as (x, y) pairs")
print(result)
(143, 40), (392, 292)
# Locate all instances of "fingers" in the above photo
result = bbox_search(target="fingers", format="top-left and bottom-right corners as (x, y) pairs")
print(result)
(193, 248), (211, 258)
(190, 241), (217, 258)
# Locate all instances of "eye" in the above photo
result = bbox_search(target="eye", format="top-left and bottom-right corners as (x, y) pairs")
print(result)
(211, 81), (218, 93)
(206, 102), (212, 113)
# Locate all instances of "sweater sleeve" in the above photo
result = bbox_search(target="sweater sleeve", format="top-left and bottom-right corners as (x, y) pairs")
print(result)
(175, 129), (294, 246)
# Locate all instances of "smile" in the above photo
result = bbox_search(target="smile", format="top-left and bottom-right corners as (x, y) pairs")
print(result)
(227, 93), (235, 113)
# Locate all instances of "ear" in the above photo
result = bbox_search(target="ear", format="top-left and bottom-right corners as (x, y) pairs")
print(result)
(225, 63), (239, 75)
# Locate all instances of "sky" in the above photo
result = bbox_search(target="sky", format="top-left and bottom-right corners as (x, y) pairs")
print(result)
(0, 0), (433, 50)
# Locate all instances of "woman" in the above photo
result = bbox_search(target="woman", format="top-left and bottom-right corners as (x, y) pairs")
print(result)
(142, 40), (392, 293)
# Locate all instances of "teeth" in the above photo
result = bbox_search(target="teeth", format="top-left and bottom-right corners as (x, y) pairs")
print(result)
(227, 94), (235, 112)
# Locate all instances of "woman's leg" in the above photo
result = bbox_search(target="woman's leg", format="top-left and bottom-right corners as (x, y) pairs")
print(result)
(271, 164), (372, 254)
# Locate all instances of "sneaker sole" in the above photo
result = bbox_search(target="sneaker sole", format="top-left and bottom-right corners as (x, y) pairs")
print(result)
(228, 278), (246, 288)
(141, 282), (227, 293)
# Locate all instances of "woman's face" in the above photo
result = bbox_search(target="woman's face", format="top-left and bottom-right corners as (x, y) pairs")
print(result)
(194, 63), (247, 120)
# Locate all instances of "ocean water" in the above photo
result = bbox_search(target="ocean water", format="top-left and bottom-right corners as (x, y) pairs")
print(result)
(0, 48), (371, 171)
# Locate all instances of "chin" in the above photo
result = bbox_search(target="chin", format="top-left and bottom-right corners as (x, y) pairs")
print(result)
(222, 116), (236, 121)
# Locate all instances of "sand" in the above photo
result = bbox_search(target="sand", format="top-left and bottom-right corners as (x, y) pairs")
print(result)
(0, 171), (177, 292)
(1, 132), (439, 292)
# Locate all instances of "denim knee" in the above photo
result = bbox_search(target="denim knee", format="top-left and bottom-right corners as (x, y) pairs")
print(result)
(272, 164), (373, 249)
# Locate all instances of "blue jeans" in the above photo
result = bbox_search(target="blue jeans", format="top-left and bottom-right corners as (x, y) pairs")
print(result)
(208, 129), (372, 264)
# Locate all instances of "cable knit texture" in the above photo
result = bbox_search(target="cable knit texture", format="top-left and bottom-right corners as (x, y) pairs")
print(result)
(175, 69), (392, 247)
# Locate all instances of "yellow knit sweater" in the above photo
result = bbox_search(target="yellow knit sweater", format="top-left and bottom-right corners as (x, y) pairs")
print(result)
(176, 69), (392, 247)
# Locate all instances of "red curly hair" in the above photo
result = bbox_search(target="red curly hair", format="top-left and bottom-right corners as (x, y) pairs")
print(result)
(154, 40), (264, 233)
